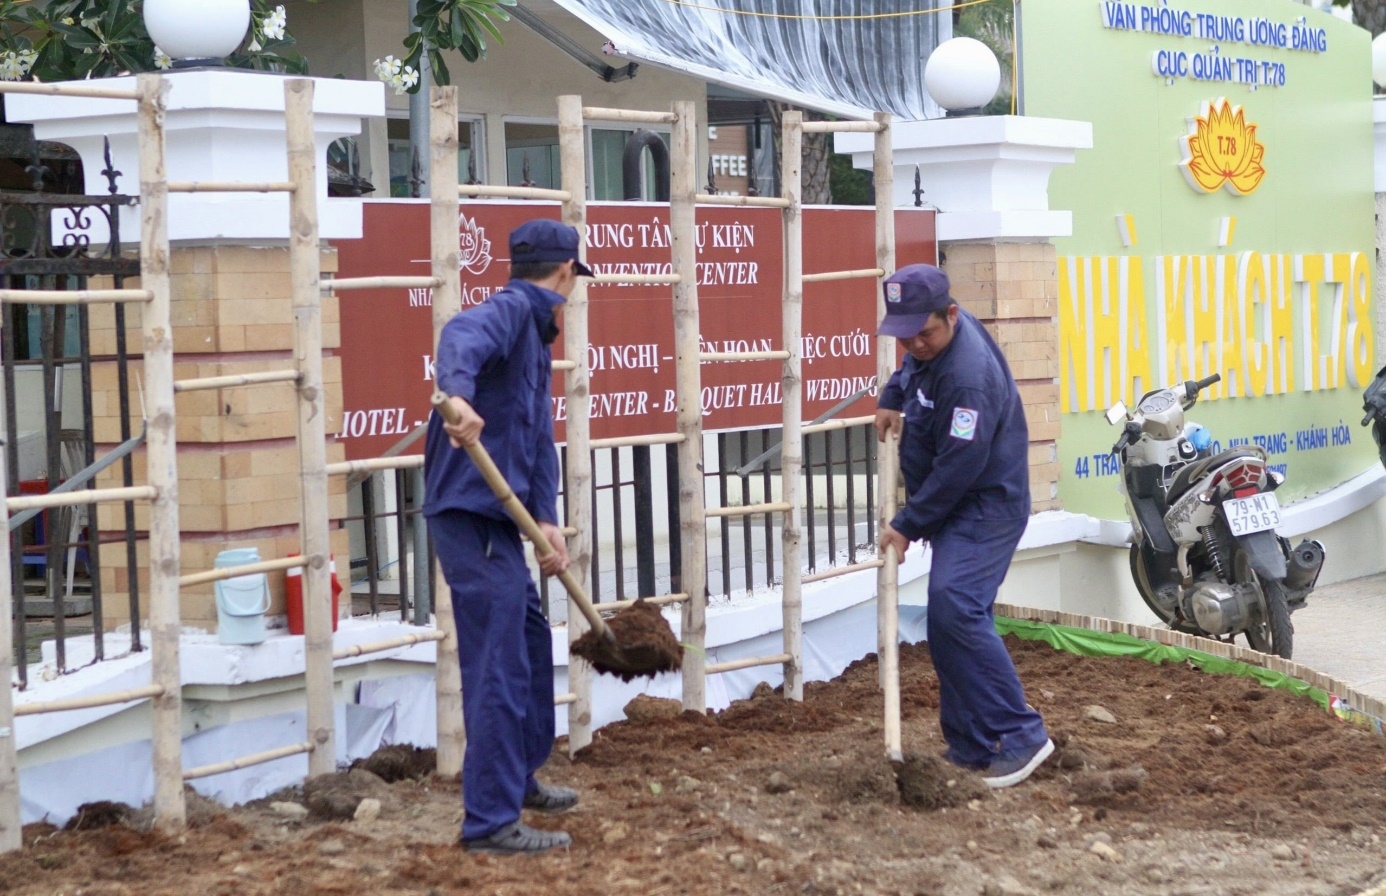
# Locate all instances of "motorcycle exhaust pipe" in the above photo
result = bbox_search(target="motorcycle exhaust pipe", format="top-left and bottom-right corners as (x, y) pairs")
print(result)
(1283, 539), (1325, 591)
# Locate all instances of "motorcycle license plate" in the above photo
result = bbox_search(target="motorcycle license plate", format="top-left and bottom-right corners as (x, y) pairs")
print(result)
(1223, 493), (1281, 536)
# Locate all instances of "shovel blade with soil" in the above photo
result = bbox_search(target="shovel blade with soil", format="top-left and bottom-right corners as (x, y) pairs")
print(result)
(571, 598), (683, 681)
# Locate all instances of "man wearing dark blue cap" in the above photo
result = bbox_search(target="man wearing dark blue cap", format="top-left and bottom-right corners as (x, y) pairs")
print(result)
(425, 218), (594, 854)
(875, 263), (1053, 789)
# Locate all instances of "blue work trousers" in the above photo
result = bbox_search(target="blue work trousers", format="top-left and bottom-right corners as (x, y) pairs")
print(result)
(430, 510), (555, 841)
(927, 516), (1048, 767)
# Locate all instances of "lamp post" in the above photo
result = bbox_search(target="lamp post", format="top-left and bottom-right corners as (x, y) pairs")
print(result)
(143, 0), (251, 68)
(923, 37), (1002, 117)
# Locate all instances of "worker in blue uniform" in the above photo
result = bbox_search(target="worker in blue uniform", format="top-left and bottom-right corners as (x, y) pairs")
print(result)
(875, 263), (1054, 789)
(424, 218), (593, 854)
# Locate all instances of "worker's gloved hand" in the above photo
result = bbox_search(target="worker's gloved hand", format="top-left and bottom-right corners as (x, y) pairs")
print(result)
(536, 521), (570, 577)
(874, 408), (902, 443)
(443, 396), (484, 448)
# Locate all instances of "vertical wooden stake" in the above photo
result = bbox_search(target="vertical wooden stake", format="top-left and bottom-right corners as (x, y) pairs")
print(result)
(137, 73), (186, 828)
(429, 86), (465, 779)
(286, 80), (335, 779)
(558, 94), (594, 754)
(873, 112), (902, 762)
(670, 100), (707, 713)
(0, 364), (19, 852)
(780, 111), (804, 701)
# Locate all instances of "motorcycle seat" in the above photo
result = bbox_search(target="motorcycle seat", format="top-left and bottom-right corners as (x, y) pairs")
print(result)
(1166, 448), (1266, 503)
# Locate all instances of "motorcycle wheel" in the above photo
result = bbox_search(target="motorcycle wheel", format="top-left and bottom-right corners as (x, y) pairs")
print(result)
(1128, 543), (1199, 634)
(1234, 548), (1294, 659)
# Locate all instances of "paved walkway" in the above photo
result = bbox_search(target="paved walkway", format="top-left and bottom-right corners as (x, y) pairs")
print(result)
(1291, 572), (1386, 702)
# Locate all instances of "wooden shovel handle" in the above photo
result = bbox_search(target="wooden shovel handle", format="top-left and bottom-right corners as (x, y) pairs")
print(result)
(430, 391), (612, 641)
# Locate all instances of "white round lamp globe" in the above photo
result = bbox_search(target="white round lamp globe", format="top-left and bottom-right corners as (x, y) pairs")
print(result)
(143, 0), (251, 63)
(924, 37), (1002, 113)
(1373, 31), (1386, 89)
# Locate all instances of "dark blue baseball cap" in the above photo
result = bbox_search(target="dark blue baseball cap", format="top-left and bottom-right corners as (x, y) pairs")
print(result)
(878, 264), (954, 338)
(509, 219), (595, 277)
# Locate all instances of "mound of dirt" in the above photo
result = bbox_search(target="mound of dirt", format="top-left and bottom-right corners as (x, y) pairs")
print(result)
(349, 744), (437, 783)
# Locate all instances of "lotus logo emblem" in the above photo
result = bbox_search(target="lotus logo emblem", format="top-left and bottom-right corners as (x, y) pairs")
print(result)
(458, 214), (492, 275)
(1179, 98), (1266, 196)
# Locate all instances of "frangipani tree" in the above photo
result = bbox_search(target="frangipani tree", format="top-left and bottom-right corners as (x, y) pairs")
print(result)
(376, 0), (516, 95)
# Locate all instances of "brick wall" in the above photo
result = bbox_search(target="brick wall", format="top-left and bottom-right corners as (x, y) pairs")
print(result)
(942, 241), (1062, 513)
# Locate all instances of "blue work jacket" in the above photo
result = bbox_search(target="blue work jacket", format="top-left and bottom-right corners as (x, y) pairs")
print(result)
(423, 279), (563, 525)
(878, 308), (1031, 542)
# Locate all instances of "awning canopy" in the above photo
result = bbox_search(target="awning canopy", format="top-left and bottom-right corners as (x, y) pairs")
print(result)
(546, 0), (941, 121)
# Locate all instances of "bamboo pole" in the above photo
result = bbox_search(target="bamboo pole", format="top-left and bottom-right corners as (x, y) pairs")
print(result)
(182, 742), (315, 781)
(670, 99), (707, 713)
(582, 106), (677, 124)
(332, 630), (446, 660)
(554, 692), (578, 706)
(802, 558), (885, 584)
(285, 80), (336, 780)
(429, 87), (466, 780)
(589, 432), (685, 450)
(694, 194), (791, 209)
(166, 181), (295, 193)
(15, 684), (165, 716)
(801, 120), (886, 134)
(707, 653), (793, 675)
(180, 555), (306, 588)
(706, 501), (792, 518)
(173, 370), (299, 392)
(0, 288), (152, 304)
(7, 485), (155, 512)
(137, 73), (185, 830)
(874, 111), (902, 762)
(325, 455), (424, 477)
(326, 276), (440, 291)
(558, 94), (596, 754)
(460, 184), (571, 202)
(595, 593), (688, 612)
(802, 268), (886, 283)
(780, 111), (805, 702)
(0, 80), (138, 100)
(801, 415), (875, 435)
(0, 384), (20, 852)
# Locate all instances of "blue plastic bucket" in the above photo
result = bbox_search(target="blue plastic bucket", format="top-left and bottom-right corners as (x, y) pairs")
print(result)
(214, 547), (270, 645)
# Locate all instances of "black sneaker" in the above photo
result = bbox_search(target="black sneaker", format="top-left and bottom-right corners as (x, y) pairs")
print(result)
(523, 782), (579, 813)
(982, 738), (1054, 789)
(462, 822), (571, 855)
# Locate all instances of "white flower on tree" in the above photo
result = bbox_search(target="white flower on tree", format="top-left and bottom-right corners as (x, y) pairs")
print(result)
(262, 5), (287, 41)
(373, 55), (418, 94)
(153, 47), (172, 70)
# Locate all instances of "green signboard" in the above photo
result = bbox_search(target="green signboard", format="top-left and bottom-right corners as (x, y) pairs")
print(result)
(1021, 0), (1376, 517)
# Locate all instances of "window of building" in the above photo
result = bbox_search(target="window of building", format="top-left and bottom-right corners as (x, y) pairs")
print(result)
(503, 122), (561, 190)
(590, 127), (667, 201)
(386, 117), (482, 198)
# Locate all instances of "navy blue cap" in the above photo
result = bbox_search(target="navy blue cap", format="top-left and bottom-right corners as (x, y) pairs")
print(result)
(509, 219), (595, 277)
(878, 264), (954, 338)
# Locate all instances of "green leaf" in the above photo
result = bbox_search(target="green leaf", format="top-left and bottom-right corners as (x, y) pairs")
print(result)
(430, 48), (449, 84)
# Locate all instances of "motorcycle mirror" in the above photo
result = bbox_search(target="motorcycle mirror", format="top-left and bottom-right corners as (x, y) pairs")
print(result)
(1104, 401), (1128, 426)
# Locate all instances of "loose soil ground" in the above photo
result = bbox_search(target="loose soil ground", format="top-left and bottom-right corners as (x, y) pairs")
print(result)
(5, 637), (1386, 896)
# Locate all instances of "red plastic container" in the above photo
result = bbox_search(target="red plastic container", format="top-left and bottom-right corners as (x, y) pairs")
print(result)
(285, 555), (343, 636)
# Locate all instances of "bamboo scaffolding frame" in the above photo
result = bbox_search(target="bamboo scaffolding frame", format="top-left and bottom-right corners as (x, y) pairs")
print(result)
(589, 273), (682, 285)
(138, 73), (186, 830)
(801, 120), (886, 134)
(430, 87), (466, 779)
(801, 415), (874, 436)
(166, 181), (295, 193)
(173, 370), (299, 392)
(554, 693), (577, 706)
(325, 455), (424, 477)
(803, 558), (885, 585)
(326, 276), (440, 291)
(780, 111), (806, 702)
(332, 630), (446, 660)
(6, 485), (155, 512)
(707, 653), (793, 675)
(699, 351), (790, 362)
(706, 501), (791, 519)
(589, 432), (685, 450)
(182, 742), (315, 781)
(802, 268), (886, 283)
(0, 392), (18, 850)
(694, 193), (791, 209)
(582, 106), (678, 124)
(180, 555), (307, 588)
(559, 94), (596, 753)
(0, 80), (138, 100)
(15, 685), (165, 717)
(595, 593), (688, 612)
(460, 184), (570, 201)
(0, 289), (151, 304)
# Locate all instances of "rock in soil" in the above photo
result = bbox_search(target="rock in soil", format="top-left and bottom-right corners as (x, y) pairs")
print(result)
(1084, 704), (1118, 724)
(303, 769), (397, 821)
(893, 753), (986, 810)
(765, 771), (793, 794)
(623, 694), (682, 723)
(1070, 766), (1148, 804)
(349, 744), (436, 782)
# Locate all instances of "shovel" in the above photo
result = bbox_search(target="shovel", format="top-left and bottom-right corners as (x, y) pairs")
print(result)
(430, 390), (681, 680)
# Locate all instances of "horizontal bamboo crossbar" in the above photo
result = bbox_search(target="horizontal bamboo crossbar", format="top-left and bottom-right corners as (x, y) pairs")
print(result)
(332, 630), (446, 660)
(695, 193), (791, 209)
(802, 268), (885, 283)
(180, 555), (307, 587)
(325, 455), (424, 476)
(553, 359), (578, 371)
(167, 181), (295, 193)
(801, 120), (886, 134)
(182, 742), (315, 781)
(597, 593), (688, 613)
(589, 432), (685, 450)
(174, 370), (299, 392)
(706, 501), (792, 519)
(7, 485), (155, 513)
(590, 273), (682, 285)
(460, 184), (570, 201)
(707, 653), (793, 675)
(700, 351), (790, 363)
(803, 558), (885, 585)
(14, 684), (165, 717)
(554, 692), (577, 706)
(0, 288), (152, 305)
(801, 415), (874, 435)
(326, 276), (441, 291)
(582, 106), (678, 124)
(0, 81), (138, 100)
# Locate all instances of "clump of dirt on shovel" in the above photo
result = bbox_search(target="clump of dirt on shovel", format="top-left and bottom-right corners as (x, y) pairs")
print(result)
(571, 599), (683, 682)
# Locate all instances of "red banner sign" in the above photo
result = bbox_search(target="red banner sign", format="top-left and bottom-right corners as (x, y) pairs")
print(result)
(335, 202), (936, 460)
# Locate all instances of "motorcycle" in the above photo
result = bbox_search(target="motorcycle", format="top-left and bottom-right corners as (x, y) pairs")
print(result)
(1103, 373), (1324, 658)
(1360, 365), (1386, 468)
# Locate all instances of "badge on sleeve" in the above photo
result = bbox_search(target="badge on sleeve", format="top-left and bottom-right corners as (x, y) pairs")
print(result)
(950, 407), (978, 441)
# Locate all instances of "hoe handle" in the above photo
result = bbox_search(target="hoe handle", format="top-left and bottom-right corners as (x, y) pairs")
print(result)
(431, 391), (613, 643)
